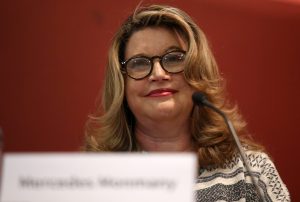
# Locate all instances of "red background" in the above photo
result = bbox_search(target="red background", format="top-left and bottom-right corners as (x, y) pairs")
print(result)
(1, 0), (299, 200)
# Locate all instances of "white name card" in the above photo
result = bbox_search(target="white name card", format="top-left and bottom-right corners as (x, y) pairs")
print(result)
(0, 153), (197, 202)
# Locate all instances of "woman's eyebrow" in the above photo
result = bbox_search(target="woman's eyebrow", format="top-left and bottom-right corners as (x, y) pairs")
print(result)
(164, 46), (185, 53)
(126, 45), (185, 61)
(124, 53), (148, 61)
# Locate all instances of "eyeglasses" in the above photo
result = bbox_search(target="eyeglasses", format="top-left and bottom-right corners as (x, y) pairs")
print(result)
(121, 50), (186, 80)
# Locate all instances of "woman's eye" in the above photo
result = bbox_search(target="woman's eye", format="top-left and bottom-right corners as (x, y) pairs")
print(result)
(129, 59), (150, 70)
(164, 53), (185, 64)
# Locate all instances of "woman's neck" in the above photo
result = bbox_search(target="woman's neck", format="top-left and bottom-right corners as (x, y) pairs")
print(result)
(135, 120), (194, 152)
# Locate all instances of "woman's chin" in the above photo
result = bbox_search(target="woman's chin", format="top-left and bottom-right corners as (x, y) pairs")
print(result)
(149, 106), (179, 119)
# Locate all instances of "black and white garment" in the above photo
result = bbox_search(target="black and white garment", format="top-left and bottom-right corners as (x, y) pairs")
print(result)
(195, 151), (290, 201)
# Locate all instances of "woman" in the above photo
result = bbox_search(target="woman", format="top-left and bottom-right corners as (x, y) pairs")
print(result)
(84, 4), (290, 201)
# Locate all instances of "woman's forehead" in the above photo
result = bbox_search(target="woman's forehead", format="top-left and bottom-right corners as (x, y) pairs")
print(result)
(124, 27), (188, 59)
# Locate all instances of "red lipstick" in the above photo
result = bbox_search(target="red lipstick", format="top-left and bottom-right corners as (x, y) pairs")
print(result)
(147, 88), (178, 97)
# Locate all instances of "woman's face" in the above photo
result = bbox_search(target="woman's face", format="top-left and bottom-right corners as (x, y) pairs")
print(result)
(124, 27), (195, 123)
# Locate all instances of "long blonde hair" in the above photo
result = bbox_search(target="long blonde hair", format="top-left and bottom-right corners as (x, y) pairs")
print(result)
(84, 4), (263, 167)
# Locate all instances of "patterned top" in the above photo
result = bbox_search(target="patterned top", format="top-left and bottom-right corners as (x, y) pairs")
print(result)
(195, 151), (290, 201)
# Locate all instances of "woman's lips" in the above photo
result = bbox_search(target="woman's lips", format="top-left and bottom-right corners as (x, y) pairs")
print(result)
(147, 89), (178, 97)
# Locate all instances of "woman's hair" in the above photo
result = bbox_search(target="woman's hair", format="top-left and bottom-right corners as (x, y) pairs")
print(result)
(84, 4), (263, 167)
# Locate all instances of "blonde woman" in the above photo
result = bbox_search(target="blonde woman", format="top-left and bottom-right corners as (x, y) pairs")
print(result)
(84, 5), (290, 201)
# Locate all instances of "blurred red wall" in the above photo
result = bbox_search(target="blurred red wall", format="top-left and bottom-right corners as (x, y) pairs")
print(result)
(0, 0), (299, 200)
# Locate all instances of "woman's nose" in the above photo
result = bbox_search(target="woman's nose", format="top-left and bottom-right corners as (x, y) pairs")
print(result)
(149, 61), (170, 81)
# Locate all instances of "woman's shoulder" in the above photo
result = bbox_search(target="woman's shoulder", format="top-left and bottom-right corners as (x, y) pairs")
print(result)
(199, 150), (277, 174)
(198, 150), (270, 174)
(195, 150), (290, 202)
(245, 150), (290, 201)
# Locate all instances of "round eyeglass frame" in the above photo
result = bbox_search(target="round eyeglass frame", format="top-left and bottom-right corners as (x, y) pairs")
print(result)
(120, 50), (186, 80)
